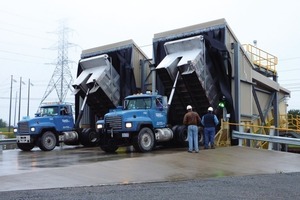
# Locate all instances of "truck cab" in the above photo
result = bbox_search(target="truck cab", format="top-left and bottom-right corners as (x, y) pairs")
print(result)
(123, 93), (167, 128)
(37, 103), (74, 130)
(97, 93), (171, 152)
(14, 103), (74, 151)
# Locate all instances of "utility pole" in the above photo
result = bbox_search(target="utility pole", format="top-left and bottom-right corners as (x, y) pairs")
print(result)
(14, 91), (18, 126)
(27, 79), (34, 117)
(8, 75), (16, 132)
(18, 77), (25, 122)
(39, 21), (74, 105)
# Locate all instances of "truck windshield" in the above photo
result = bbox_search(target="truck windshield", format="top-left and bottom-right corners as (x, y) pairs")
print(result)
(40, 106), (59, 116)
(125, 98), (151, 110)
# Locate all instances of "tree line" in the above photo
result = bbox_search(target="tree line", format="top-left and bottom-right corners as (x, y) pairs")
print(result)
(0, 119), (7, 128)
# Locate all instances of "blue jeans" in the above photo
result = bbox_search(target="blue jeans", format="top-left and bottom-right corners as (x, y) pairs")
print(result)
(188, 125), (199, 152)
(204, 127), (215, 148)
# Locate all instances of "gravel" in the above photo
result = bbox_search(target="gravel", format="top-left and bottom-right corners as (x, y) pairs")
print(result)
(1, 172), (300, 200)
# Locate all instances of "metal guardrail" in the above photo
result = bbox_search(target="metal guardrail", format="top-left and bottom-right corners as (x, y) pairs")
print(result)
(232, 131), (300, 146)
(0, 138), (17, 144)
(0, 138), (17, 151)
(232, 130), (300, 151)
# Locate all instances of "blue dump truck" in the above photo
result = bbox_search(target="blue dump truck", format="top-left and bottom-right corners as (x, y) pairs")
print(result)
(14, 102), (98, 151)
(13, 54), (117, 151)
(96, 92), (175, 152)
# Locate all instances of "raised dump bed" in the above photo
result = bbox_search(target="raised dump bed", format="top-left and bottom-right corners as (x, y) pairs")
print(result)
(73, 54), (120, 109)
(75, 40), (150, 127)
(156, 35), (218, 123)
(153, 18), (234, 121)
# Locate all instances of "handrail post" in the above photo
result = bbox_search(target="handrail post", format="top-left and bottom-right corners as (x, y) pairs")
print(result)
(268, 126), (275, 150)
(239, 122), (245, 146)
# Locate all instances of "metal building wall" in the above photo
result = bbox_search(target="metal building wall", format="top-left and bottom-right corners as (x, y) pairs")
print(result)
(217, 19), (290, 129)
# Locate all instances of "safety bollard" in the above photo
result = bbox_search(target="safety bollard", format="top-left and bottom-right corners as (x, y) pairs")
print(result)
(238, 123), (245, 146)
(268, 126), (275, 150)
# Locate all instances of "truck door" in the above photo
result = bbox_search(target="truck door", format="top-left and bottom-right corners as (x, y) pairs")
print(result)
(54, 106), (74, 131)
(152, 97), (167, 128)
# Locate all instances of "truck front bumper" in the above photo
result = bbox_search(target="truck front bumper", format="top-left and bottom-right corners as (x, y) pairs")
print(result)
(100, 129), (137, 139)
(16, 135), (31, 143)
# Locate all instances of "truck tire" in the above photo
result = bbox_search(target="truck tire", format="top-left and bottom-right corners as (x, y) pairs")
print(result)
(100, 139), (118, 153)
(17, 143), (35, 151)
(171, 125), (179, 144)
(176, 125), (188, 146)
(133, 127), (155, 152)
(176, 126), (203, 147)
(198, 127), (204, 146)
(80, 128), (99, 147)
(38, 131), (57, 151)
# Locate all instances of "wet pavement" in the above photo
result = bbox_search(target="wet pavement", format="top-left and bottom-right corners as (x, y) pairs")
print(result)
(0, 145), (181, 176)
(1, 145), (300, 192)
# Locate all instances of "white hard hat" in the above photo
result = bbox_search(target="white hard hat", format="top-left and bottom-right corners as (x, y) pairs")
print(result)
(186, 105), (192, 110)
(208, 107), (213, 112)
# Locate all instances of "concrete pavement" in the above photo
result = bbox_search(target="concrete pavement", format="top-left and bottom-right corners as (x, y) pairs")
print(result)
(1, 146), (300, 192)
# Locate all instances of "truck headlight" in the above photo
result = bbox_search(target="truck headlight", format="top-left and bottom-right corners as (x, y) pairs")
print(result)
(30, 127), (36, 132)
(97, 124), (103, 129)
(13, 128), (18, 133)
(125, 122), (132, 128)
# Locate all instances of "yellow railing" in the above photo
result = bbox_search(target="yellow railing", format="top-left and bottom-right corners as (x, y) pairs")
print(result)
(243, 44), (278, 74)
(215, 120), (300, 149)
(286, 114), (300, 130)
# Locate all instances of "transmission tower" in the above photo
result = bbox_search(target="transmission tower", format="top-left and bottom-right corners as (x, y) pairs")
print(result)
(40, 22), (75, 105)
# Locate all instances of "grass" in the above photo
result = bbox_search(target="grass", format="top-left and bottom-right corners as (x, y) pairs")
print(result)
(0, 127), (15, 138)
(287, 145), (300, 153)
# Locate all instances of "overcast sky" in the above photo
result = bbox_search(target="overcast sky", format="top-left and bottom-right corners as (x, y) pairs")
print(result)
(0, 0), (299, 125)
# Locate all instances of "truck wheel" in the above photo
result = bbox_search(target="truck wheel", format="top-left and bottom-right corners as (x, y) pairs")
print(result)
(100, 139), (118, 153)
(17, 143), (35, 151)
(133, 127), (155, 152)
(80, 128), (99, 147)
(198, 127), (204, 146)
(38, 131), (57, 151)
(176, 125), (188, 147)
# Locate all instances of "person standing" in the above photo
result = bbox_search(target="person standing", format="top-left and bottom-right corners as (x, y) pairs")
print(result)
(183, 105), (201, 153)
(201, 107), (219, 149)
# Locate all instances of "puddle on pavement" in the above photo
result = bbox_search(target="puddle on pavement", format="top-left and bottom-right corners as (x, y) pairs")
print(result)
(1, 145), (186, 172)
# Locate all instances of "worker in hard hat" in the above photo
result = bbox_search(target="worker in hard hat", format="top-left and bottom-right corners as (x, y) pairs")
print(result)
(201, 107), (219, 149)
(183, 105), (201, 153)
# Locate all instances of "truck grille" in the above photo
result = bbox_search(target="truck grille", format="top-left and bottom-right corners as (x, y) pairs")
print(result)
(18, 122), (29, 133)
(105, 115), (122, 130)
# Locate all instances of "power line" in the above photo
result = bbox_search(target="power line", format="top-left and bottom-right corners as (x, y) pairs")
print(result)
(278, 68), (300, 72)
(0, 57), (51, 64)
(0, 10), (62, 66)
(280, 57), (300, 61)
(281, 84), (300, 87)
(279, 78), (300, 82)
(0, 49), (53, 60)
(0, 27), (55, 42)
(0, 9), (56, 27)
